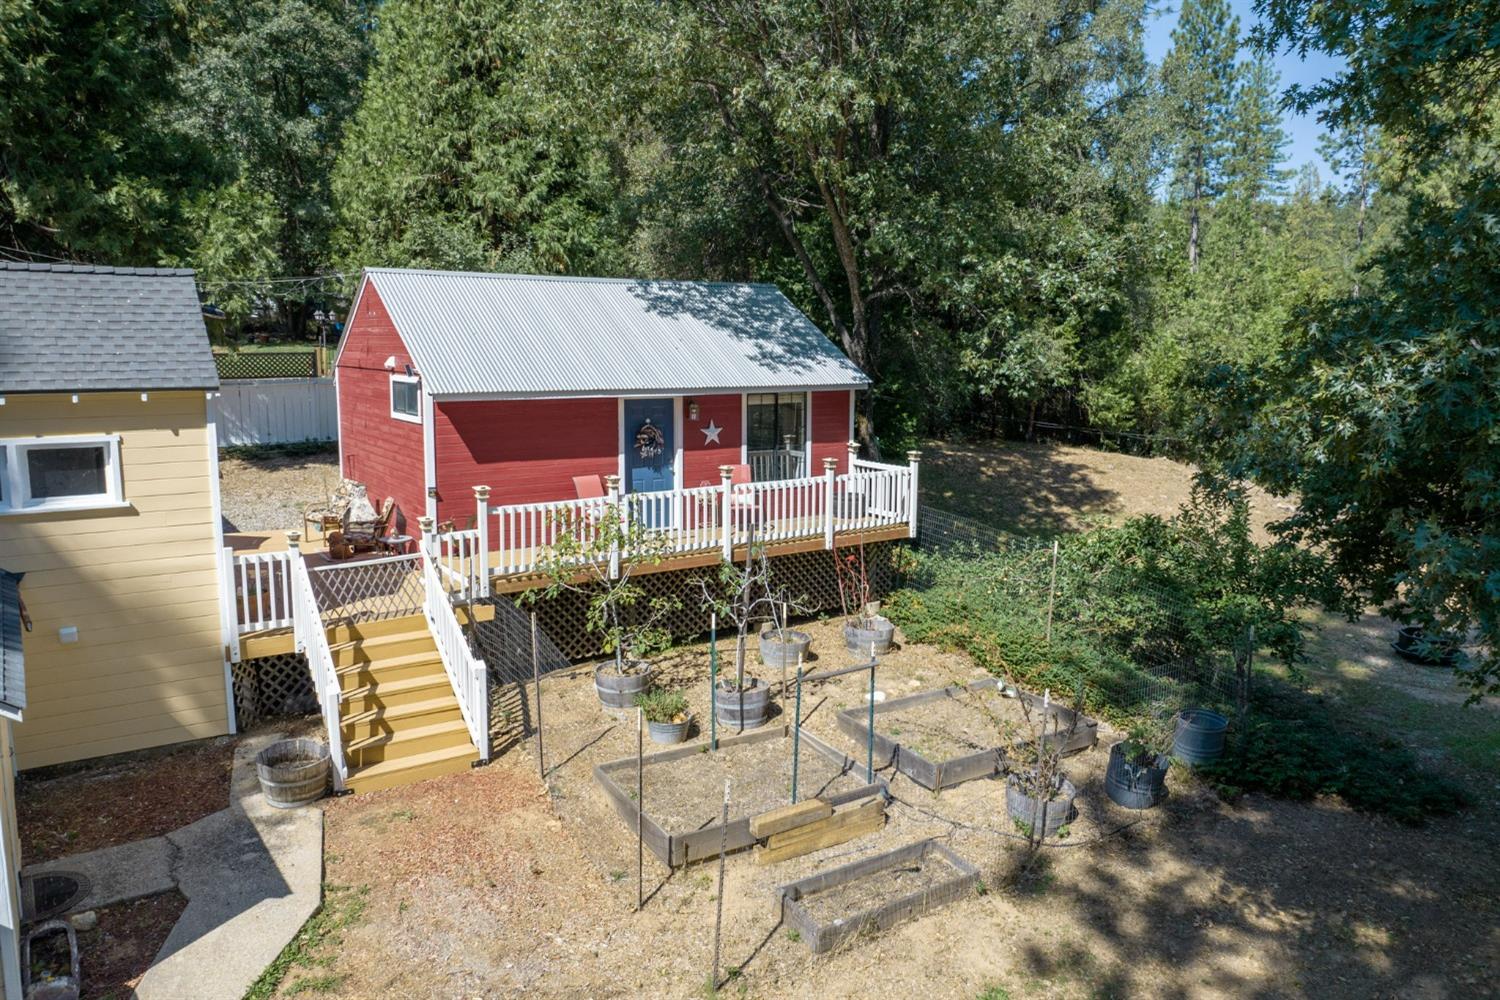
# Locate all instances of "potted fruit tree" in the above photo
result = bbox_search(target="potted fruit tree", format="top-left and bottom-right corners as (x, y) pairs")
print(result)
(1003, 688), (1084, 843)
(527, 490), (680, 713)
(833, 542), (894, 654)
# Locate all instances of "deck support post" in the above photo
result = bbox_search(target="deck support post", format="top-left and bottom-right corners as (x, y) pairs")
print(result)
(473, 485), (491, 598)
(604, 475), (622, 579)
(718, 464), (735, 561)
(285, 531), (304, 654)
(906, 450), (922, 539)
(823, 457), (838, 549)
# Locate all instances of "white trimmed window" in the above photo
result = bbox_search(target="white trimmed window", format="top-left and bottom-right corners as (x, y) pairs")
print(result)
(390, 374), (421, 423)
(0, 436), (125, 514)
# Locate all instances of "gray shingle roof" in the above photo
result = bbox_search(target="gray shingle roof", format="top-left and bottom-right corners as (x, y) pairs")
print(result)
(358, 268), (870, 397)
(0, 263), (219, 394)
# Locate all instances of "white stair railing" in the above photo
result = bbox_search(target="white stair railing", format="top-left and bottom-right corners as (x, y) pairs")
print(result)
(419, 517), (490, 763)
(285, 532), (348, 791)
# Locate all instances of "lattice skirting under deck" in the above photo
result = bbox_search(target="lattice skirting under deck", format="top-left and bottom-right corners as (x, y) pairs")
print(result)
(473, 540), (903, 669)
(232, 653), (317, 728)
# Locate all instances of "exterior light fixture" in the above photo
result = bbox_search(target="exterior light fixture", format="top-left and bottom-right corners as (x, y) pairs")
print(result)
(687, 399), (700, 421)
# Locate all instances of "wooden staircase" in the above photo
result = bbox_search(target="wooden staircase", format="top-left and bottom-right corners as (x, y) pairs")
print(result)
(329, 612), (479, 793)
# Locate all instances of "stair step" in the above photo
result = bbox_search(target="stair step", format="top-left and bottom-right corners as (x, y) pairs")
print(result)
(345, 717), (472, 764)
(345, 743), (479, 794)
(341, 696), (462, 740)
(335, 650), (446, 691)
(329, 629), (436, 667)
(325, 613), (428, 646)
(338, 673), (452, 710)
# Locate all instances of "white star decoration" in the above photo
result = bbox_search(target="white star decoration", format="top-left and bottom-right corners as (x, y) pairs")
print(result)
(700, 420), (723, 445)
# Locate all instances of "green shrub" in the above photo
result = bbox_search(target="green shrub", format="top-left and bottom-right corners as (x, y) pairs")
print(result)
(634, 689), (689, 724)
(1203, 686), (1468, 825)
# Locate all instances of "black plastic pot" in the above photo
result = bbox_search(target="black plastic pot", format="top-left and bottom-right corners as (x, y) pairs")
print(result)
(759, 627), (812, 668)
(595, 661), (654, 713)
(1172, 708), (1228, 766)
(714, 678), (770, 731)
(843, 616), (895, 655)
(1005, 771), (1077, 839)
(1391, 626), (1460, 667)
(1104, 742), (1169, 810)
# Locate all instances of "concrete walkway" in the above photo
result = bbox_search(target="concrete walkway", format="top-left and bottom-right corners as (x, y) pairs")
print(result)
(25, 731), (323, 1000)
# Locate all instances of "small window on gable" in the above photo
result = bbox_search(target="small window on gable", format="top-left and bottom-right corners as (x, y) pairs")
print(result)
(0, 436), (124, 514)
(390, 374), (421, 424)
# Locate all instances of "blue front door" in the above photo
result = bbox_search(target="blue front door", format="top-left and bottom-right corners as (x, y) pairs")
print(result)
(624, 398), (675, 495)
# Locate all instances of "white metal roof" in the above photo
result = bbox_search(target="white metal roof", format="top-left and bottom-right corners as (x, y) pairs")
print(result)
(358, 268), (870, 398)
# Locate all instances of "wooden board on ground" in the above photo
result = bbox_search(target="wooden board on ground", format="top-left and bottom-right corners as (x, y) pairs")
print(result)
(749, 799), (833, 839)
(755, 797), (886, 865)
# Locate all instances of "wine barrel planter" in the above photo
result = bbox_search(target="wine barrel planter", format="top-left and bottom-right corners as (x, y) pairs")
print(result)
(648, 718), (692, 744)
(843, 616), (895, 654)
(595, 661), (654, 712)
(1104, 742), (1169, 810)
(759, 627), (812, 668)
(255, 738), (330, 809)
(1172, 709), (1229, 766)
(1391, 626), (1460, 667)
(715, 678), (771, 730)
(1005, 772), (1077, 839)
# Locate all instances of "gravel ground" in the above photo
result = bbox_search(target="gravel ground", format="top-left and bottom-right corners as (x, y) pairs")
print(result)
(219, 448), (340, 532)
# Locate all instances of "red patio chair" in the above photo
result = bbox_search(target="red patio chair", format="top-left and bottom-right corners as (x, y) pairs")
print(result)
(572, 474), (606, 499)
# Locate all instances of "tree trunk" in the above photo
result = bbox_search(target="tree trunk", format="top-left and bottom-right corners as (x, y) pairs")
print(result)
(1188, 147), (1203, 271)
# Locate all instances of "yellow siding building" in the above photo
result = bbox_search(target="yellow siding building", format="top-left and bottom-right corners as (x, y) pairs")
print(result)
(0, 264), (231, 769)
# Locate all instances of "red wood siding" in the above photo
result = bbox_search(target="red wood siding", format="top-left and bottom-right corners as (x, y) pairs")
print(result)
(810, 390), (854, 474)
(434, 397), (619, 521)
(336, 282), (426, 534)
(683, 393), (742, 488)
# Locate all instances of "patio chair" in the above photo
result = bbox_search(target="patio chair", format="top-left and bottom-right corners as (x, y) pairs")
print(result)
(341, 497), (396, 553)
(727, 463), (760, 527)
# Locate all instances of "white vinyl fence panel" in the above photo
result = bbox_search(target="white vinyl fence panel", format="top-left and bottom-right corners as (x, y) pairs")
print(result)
(214, 378), (336, 446)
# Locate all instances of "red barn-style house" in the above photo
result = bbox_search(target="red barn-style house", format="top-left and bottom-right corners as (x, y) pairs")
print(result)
(334, 268), (920, 595)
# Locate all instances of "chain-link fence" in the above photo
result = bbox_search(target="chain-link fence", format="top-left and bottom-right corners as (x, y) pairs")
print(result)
(908, 505), (1247, 735)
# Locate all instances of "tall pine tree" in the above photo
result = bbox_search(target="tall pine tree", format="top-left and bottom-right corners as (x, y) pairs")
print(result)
(1161, 0), (1240, 269)
(1223, 54), (1289, 201)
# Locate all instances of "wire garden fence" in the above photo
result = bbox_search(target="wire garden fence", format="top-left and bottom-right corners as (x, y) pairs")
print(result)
(908, 505), (1247, 735)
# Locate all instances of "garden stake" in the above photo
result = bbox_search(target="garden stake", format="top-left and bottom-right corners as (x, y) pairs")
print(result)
(709, 612), (718, 751)
(791, 664), (803, 803)
(532, 612), (544, 782)
(867, 646), (877, 783)
(1046, 539), (1059, 644)
(712, 779), (730, 991)
(642, 707), (648, 911)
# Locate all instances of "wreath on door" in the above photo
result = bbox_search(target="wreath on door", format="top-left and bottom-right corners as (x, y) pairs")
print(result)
(634, 418), (666, 459)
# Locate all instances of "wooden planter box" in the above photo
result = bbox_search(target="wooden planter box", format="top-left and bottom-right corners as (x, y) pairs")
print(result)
(779, 839), (980, 954)
(835, 677), (1098, 790)
(593, 725), (885, 868)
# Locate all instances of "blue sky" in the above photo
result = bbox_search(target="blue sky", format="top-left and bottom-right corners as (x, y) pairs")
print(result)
(1143, 0), (1347, 182)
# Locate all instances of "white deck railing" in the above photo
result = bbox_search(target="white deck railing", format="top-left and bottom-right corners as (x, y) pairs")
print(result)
(419, 520), (490, 763)
(445, 448), (922, 587)
(287, 539), (348, 792)
(222, 549), (295, 634)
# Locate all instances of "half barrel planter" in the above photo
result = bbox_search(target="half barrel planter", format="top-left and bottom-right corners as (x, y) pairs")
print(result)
(1005, 772), (1078, 839)
(595, 662), (655, 713)
(256, 738), (330, 809)
(715, 678), (771, 730)
(844, 616), (896, 655)
(759, 627), (812, 668)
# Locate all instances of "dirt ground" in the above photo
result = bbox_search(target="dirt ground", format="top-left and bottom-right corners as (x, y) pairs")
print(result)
(218, 447), (340, 532)
(17, 736), (235, 866)
(271, 615), (1499, 999)
(920, 439), (1289, 539)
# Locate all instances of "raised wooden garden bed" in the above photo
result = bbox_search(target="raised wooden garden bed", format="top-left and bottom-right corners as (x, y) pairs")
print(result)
(779, 839), (980, 954)
(835, 678), (1098, 790)
(593, 725), (885, 868)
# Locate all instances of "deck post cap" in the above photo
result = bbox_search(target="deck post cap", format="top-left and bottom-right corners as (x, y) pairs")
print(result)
(418, 515), (434, 532)
(717, 464), (736, 476)
(286, 530), (301, 549)
(906, 450), (923, 462)
(473, 485), (491, 500)
(822, 457), (838, 470)
(603, 474), (621, 487)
